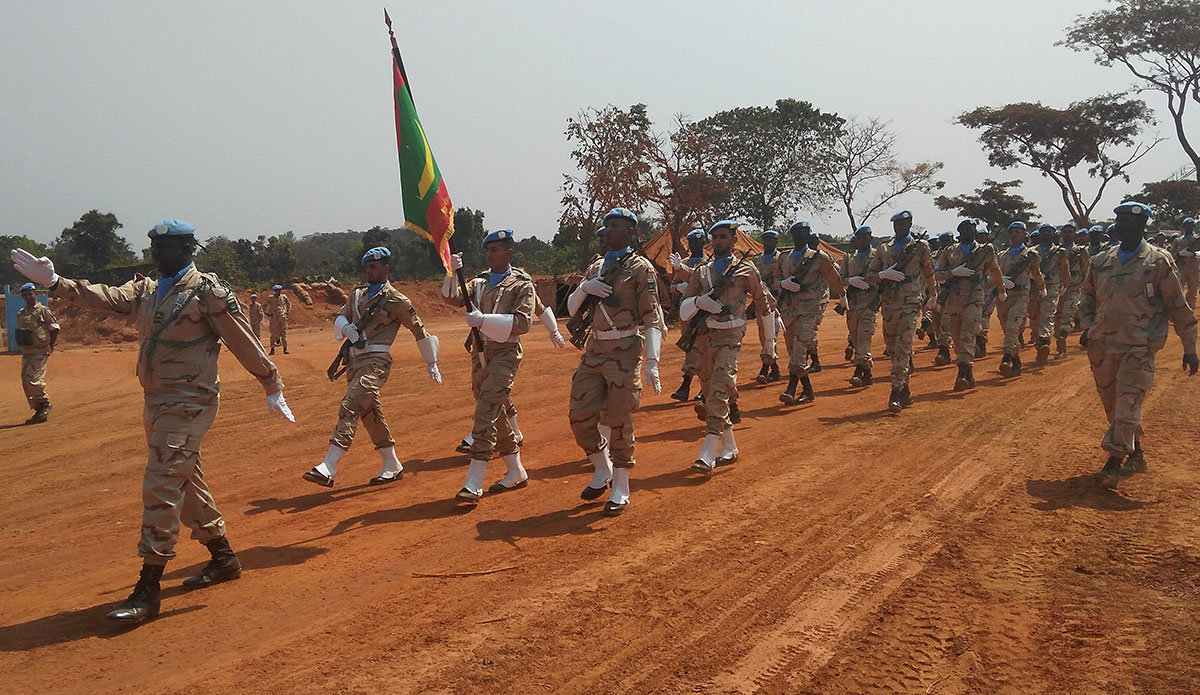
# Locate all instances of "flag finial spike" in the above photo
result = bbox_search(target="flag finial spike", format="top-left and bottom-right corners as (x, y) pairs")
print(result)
(384, 8), (393, 33)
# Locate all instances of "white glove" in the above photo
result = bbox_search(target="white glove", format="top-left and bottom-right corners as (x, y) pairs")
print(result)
(549, 329), (565, 348)
(426, 363), (442, 384)
(950, 265), (974, 277)
(878, 266), (906, 282)
(580, 277), (612, 298)
(11, 249), (59, 286)
(464, 308), (485, 327)
(539, 307), (564, 348)
(847, 276), (869, 290)
(449, 252), (463, 271)
(1040, 287), (1048, 297)
(645, 360), (661, 394)
(333, 315), (359, 343)
(679, 296), (700, 321)
(672, 282), (689, 294)
(779, 278), (803, 292)
(1002, 276), (1015, 290)
(416, 335), (440, 385)
(644, 326), (662, 395)
(342, 323), (360, 343)
(266, 391), (295, 423)
(669, 252), (682, 270)
(695, 294), (724, 314)
(764, 311), (779, 359)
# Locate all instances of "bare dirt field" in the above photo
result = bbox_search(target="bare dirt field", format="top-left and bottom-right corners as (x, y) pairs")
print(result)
(2, 304), (1199, 694)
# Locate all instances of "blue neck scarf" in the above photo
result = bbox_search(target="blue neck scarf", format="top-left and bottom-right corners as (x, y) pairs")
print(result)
(366, 282), (386, 298)
(156, 262), (194, 302)
(713, 254), (734, 276)
(959, 241), (975, 256)
(893, 233), (912, 250)
(762, 249), (777, 262)
(1039, 243), (1052, 252)
(856, 248), (870, 259)
(604, 246), (631, 273)
(1008, 246), (1022, 259)
(487, 267), (512, 288)
(687, 254), (705, 265)
(1089, 243), (1102, 255)
(1117, 240), (1143, 264)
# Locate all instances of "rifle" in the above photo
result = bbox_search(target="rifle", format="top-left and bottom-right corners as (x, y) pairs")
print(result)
(937, 241), (989, 307)
(565, 250), (635, 350)
(843, 252), (881, 313)
(326, 289), (390, 381)
(991, 249), (1037, 299)
(780, 248), (823, 296)
(675, 251), (751, 352)
(878, 232), (929, 291)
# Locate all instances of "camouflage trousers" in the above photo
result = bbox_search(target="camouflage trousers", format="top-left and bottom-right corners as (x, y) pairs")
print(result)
(270, 320), (288, 349)
(698, 328), (743, 435)
(1179, 263), (1198, 312)
(1055, 283), (1082, 338)
(934, 302), (950, 347)
(881, 297), (922, 389)
(782, 303), (825, 376)
(980, 292), (996, 339)
(997, 289), (1031, 354)
(756, 313), (778, 366)
(1086, 341), (1155, 457)
(569, 337), (643, 467)
(944, 297), (984, 365)
(330, 355), (394, 450)
(469, 345), (521, 460)
(846, 303), (877, 368)
(140, 399), (224, 565)
(680, 342), (700, 377)
(21, 351), (50, 409)
(1034, 284), (1061, 341)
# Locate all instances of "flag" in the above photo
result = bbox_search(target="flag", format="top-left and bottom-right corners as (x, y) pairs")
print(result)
(385, 10), (455, 273)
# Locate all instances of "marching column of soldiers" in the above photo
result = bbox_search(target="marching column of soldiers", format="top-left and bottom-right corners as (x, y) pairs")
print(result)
(7, 201), (1198, 626)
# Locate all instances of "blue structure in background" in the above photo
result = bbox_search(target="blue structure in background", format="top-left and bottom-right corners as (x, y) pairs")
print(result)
(5, 284), (49, 353)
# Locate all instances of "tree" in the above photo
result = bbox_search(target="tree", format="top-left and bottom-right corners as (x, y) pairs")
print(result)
(958, 95), (1161, 226)
(559, 104), (658, 257)
(696, 98), (844, 229)
(0, 235), (49, 288)
(195, 236), (248, 286)
(1064, 0), (1200, 185)
(52, 210), (136, 276)
(644, 116), (729, 251)
(452, 207), (487, 272)
(822, 116), (945, 233)
(1128, 177), (1200, 227)
(935, 179), (1038, 231)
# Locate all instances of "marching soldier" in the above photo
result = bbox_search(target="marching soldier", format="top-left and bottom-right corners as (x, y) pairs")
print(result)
(1055, 221), (1090, 355)
(303, 247), (442, 488)
(15, 282), (59, 424)
(1171, 216), (1198, 310)
(264, 283), (291, 354)
(566, 207), (662, 516)
(931, 231), (955, 364)
(868, 210), (936, 411)
(975, 224), (996, 356)
(840, 225), (879, 387)
(933, 219), (1006, 390)
(441, 230), (536, 503)
(753, 229), (783, 383)
(776, 221), (843, 405)
(12, 219), (295, 625)
(1080, 202), (1197, 488)
(805, 233), (827, 373)
(1031, 224), (1070, 363)
(1087, 225), (1108, 257)
(248, 291), (264, 340)
(996, 222), (1046, 377)
(679, 220), (774, 472)
(669, 228), (708, 400)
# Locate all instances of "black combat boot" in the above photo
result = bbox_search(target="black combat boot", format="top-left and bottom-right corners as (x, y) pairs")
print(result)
(794, 374), (815, 404)
(900, 384), (913, 407)
(844, 342), (854, 361)
(976, 334), (987, 356)
(917, 317), (930, 340)
(1010, 353), (1023, 377)
(935, 346), (951, 366)
(670, 375), (693, 402)
(808, 351), (822, 373)
(953, 364), (970, 391)
(1121, 443), (1147, 476)
(1095, 455), (1123, 489)
(849, 365), (865, 388)
(107, 564), (163, 624)
(729, 399), (742, 424)
(779, 376), (799, 405)
(888, 386), (903, 413)
(183, 536), (243, 589)
(860, 367), (873, 386)
(767, 363), (781, 382)
(1055, 335), (1068, 358)
(963, 362), (976, 388)
(1036, 338), (1050, 364)
(999, 353), (1013, 377)
(755, 363), (771, 384)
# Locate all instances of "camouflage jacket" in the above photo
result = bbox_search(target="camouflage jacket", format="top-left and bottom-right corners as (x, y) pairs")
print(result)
(775, 248), (843, 314)
(998, 246), (1045, 292)
(934, 241), (1001, 305)
(16, 303), (58, 355)
(339, 282), (429, 356)
(1080, 242), (1197, 354)
(683, 255), (772, 328)
(839, 247), (879, 310)
(867, 235), (936, 304)
(443, 267), (535, 357)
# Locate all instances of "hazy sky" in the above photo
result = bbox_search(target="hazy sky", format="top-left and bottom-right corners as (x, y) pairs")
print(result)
(2, 1), (1195, 250)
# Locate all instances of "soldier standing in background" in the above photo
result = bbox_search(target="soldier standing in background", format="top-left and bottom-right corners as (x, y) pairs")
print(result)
(248, 291), (264, 340)
(840, 226), (879, 387)
(265, 283), (290, 354)
(1080, 202), (1197, 488)
(15, 282), (59, 424)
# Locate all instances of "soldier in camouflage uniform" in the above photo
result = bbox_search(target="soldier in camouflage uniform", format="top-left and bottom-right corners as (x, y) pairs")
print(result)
(868, 210), (937, 412)
(439, 230), (537, 503)
(669, 228), (708, 401)
(931, 231), (955, 364)
(996, 222), (1046, 378)
(566, 208), (662, 517)
(12, 219), (294, 625)
(775, 220), (843, 405)
(1080, 202), (1198, 488)
(248, 291), (264, 340)
(934, 219), (1006, 390)
(1054, 221), (1090, 356)
(975, 225), (997, 357)
(680, 220), (774, 473)
(1170, 216), (1198, 310)
(840, 225), (879, 387)
(1031, 224), (1070, 363)
(15, 282), (59, 423)
(805, 233), (827, 373)
(264, 284), (290, 354)
(303, 246), (442, 489)
(753, 229), (783, 383)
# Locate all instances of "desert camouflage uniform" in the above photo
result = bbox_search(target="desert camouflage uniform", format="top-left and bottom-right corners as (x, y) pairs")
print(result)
(839, 246), (879, 368)
(445, 268), (535, 460)
(980, 282), (997, 343)
(330, 283), (429, 452)
(248, 299), (264, 339)
(934, 241), (1001, 365)
(867, 236), (936, 389)
(1056, 243), (1090, 337)
(777, 247), (841, 376)
(569, 253), (661, 468)
(1080, 243), (1197, 457)
(1034, 245), (1070, 341)
(673, 256), (706, 378)
(996, 246), (1045, 354)
(1170, 232), (1199, 310)
(265, 293), (291, 350)
(17, 302), (58, 410)
(753, 250), (782, 367)
(51, 266), (282, 565)
(683, 256), (771, 434)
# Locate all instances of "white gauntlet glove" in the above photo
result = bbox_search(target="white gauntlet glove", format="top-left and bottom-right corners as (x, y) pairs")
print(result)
(644, 327), (662, 395)
(950, 265), (975, 277)
(417, 335), (442, 384)
(695, 294), (724, 314)
(1002, 276), (1015, 290)
(580, 277), (613, 298)
(464, 308), (485, 327)
(847, 276), (869, 291)
(10, 249), (59, 286)
(540, 307), (565, 348)
(779, 278), (803, 292)
(333, 315), (359, 342)
(878, 266), (906, 282)
(669, 252), (682, 270)
(266, 391), (296, 422)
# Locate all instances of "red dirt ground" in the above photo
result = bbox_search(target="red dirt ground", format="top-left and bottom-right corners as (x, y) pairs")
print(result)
(2, 305), (1199, 694)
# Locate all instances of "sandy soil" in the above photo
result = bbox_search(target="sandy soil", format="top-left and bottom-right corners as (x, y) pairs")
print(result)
(1, 307), (1198, 694)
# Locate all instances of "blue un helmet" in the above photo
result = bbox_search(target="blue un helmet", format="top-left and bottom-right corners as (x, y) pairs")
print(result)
(482, 229), (515, 247)
(761, 229), (779, 239)
(1114, 201), (1152, 218)
(20, 282), (36, 293)
(147, 218), (196, 238)
(685, 227), (706, 241)
(603, 207), (638, 225)
(890, 210), (912, 222)
(1008, 221), (1027, 231)
(853, 225), (872, 237)
(710, 220), (740, 234)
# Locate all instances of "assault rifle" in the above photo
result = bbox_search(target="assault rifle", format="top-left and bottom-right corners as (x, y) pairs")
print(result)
(675, 251), (751, 352)
(937, 240), (990, 307)
(565, 250), (634, 350)
(991, 249), (1037, 299)
(327, 289), (389, 381)
(878, 232), (929, 290)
